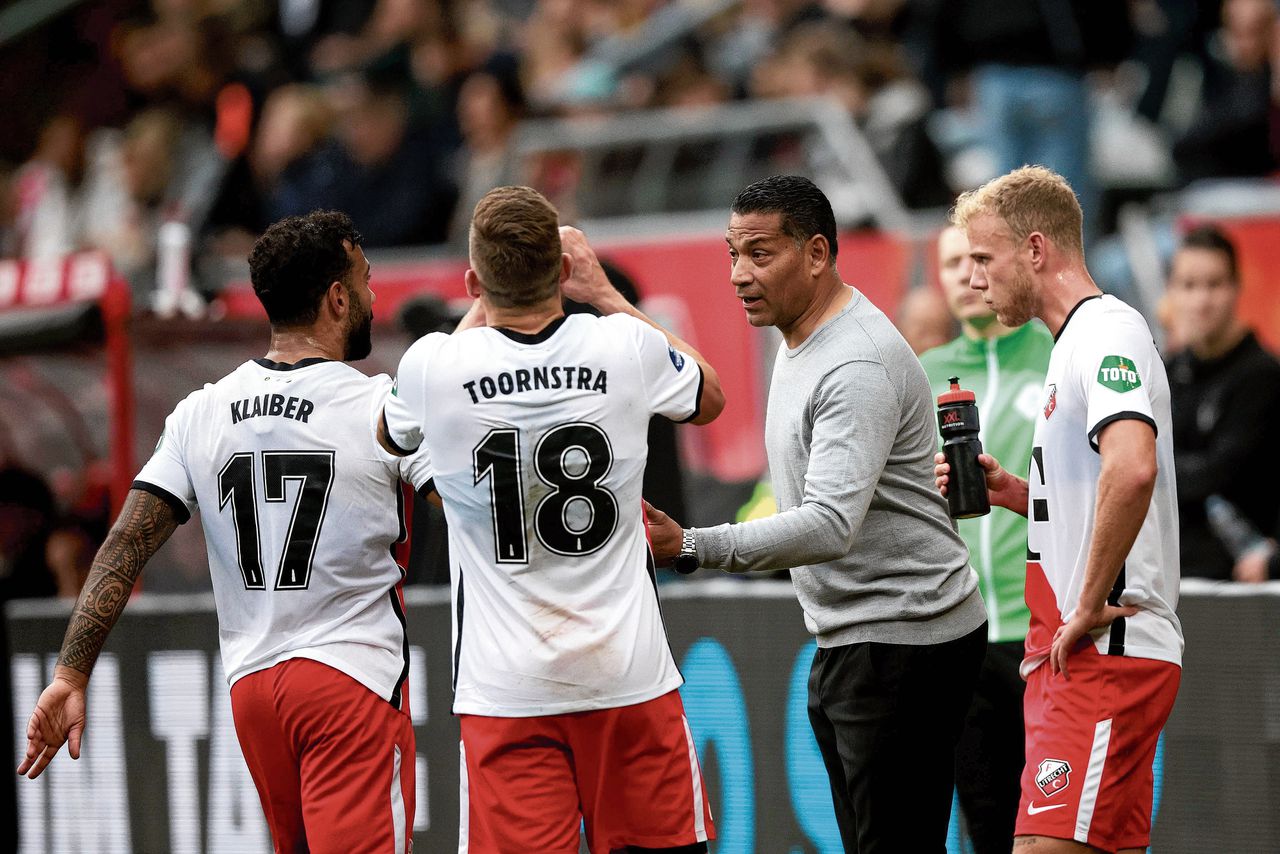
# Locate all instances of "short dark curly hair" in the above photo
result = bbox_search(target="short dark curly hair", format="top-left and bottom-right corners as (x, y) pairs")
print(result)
(732, 175), (838, 263)
(249, 210), (363, 326)
(1178, 222), (1238, 282)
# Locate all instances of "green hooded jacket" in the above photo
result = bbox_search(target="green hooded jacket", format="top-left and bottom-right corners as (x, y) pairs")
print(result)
(919, 321), (1053, 643)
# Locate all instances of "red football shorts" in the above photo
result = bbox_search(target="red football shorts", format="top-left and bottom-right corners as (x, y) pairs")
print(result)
(230, 657), (415, 854)
(458, 689), (715, 853)
(1016, 646), (1180, 852)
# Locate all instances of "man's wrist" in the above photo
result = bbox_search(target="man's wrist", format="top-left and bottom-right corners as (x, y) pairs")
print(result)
(593, 290), (632, 316)
(53, 664), (90, 689)
(673, 528), (700, 574)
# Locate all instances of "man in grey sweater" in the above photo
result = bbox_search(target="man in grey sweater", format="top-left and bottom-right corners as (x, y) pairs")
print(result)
(647, 175), (987, 852)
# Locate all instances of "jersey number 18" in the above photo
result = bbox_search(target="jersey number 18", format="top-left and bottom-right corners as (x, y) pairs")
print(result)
(473, 421), (619, 563)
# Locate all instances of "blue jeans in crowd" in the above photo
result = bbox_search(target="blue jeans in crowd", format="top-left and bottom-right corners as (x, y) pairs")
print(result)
(972, 64), (1095, 231)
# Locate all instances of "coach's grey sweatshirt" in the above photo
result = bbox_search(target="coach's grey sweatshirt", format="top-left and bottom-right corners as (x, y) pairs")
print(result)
(696, 287), (987, 647)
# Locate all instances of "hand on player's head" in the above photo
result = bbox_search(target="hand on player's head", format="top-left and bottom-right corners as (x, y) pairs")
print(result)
(559, 226), (623, 312)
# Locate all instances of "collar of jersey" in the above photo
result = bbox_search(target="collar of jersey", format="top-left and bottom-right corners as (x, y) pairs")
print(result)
(1053, 294), (1103, 342)
(493, 315), (568, 344)
(252, 356), (334, 371)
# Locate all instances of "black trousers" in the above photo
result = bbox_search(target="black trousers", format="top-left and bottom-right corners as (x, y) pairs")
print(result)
(808, 622), (987, 854)
(954, 640), (1027, 854)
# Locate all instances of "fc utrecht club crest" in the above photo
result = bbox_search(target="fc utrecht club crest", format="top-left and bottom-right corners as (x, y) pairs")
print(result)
(1043, 384), (1057, 420)
(1036, 758), (1072, 798)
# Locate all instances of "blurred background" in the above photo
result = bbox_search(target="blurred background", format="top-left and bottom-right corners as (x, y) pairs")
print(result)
(7, 0), (1280, 595)
(6, 1), (1280, 851)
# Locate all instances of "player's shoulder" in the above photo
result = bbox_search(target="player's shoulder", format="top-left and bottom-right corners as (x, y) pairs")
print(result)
(400, 330), (454, 364)
(1065, 295), (1152, 350)
(1094, 294), (1150, 331)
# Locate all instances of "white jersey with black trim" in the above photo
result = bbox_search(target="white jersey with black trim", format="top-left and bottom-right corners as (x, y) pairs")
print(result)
(135, 358), (433, 706)
(1023, 295), (1183, 677)
(383, 313), (703, 717)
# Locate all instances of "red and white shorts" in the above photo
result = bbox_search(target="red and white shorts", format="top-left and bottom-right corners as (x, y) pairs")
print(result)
(458, 690), (715, 853)
(1016, 647), (1180, 852)
(230, 657), (415, 854)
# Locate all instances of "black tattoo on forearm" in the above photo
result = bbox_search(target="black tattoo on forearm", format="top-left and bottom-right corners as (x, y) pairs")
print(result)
(56, 490), (179, 675)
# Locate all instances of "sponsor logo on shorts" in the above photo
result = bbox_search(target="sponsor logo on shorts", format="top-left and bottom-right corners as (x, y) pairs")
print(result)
(1027, 802), (1068, 815)
(1036, 758), (1072, 798)
(1043, 384), (1057, 420)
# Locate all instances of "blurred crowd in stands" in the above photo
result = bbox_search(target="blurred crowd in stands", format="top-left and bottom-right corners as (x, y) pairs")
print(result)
(6, 0), (1280, 287)
(4, 0), (1280, 599)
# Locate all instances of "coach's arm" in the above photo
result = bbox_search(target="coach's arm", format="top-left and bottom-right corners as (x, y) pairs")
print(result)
(17, 488), (180, 779)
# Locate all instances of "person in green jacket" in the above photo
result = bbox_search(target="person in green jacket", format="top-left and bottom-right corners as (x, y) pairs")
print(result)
(919, 225), (1052, 854)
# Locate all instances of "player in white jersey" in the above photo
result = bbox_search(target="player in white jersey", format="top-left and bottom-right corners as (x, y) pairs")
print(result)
(18, 211), (427, 854)
(938, 167), (1183, 854)
(378, 186), (724, 853)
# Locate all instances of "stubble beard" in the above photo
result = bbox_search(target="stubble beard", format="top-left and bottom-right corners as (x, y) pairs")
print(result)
(995, 267), (1039, 328)
(345, 299), (373, 361)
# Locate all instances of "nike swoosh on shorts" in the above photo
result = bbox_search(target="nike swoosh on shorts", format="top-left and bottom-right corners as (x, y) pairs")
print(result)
(1026, 803), (1068, 815)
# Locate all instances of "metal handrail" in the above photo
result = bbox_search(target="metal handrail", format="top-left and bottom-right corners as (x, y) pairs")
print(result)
(509, 97), (916, 233)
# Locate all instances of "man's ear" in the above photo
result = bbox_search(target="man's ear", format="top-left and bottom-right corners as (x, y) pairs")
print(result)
(559, 252), (572, 285)
(325, 280), (348, 318)
(1027, 232), (1047, 271)
(464, 268), (482, 298)
(808, 234), (831, 275)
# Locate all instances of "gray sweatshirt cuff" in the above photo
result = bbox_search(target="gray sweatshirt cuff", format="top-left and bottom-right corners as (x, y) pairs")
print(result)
(694, 524), (739, 572)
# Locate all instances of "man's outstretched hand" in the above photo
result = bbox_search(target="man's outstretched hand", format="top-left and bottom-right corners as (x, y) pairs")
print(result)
(644, 500), (683, 567)
(17, 666), (88, 779)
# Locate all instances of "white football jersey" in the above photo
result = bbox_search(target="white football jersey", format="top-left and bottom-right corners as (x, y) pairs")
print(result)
(135, 358), (432, 707)
(383, 314), (704, 716)
(1024, 295), (1183, 676)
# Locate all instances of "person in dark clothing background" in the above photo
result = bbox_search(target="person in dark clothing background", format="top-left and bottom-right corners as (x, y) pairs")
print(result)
(1173, 0), (1280, 184)
(1164, 223), (1280, 581)
(930, 0), (1134, 230)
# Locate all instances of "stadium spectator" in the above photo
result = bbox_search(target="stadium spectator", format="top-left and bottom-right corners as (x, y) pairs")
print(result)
(7, 116), (89, 260)
(0, 466), (60, 601)
(448, 56), (526, 245)
(1173, 0), (1280, 183)
(752, 21), (950, 207)
(943, 165), (1182, 853)
(896, 283), (954, 354)
(935, 0), (1134, 227)
(205, 83), (335, 256)
(78, 107), (224, 301)
(18, 210), (430, 854)
(378, 186), (723, 852)
(1164, 223), (1280, 581)
(646, 175), (987, 851)
(918, 225), (1053, 854)
(277, 77), (456, 246)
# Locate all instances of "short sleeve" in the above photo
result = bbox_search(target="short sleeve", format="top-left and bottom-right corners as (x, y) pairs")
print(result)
(397, 445), (435, 494)
(133, 399), (197, 523)
(1079, 315), (1158, 451)
(383, 334), (445, 454)
(614, 315), (704, 422)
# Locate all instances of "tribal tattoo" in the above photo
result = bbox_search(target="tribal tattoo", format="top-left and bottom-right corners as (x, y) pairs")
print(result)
(56, 489), (179, 675)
